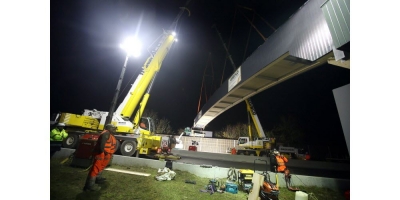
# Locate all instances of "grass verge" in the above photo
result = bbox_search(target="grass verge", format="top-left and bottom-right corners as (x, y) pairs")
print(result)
(50, 158), (346, 200)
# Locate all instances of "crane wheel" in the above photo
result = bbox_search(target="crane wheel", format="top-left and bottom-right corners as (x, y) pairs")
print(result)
(120, 140), (137, 157)
(62, 134), (79, 149)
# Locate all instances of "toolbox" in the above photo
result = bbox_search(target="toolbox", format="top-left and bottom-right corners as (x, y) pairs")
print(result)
(225, 183), (238, 194)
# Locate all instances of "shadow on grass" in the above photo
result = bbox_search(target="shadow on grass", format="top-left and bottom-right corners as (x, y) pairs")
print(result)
(75, 182), (110, 200)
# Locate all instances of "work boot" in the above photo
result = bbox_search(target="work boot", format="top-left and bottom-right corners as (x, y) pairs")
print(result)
(83, 176), (101, 192)
(95, 177), (107, 184)
(95, 171), (107, 184)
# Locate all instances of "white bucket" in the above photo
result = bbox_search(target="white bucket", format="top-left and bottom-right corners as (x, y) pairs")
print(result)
(295, 191), (308, 200)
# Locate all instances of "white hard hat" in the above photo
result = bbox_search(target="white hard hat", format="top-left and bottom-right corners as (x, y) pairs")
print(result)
(57, 123), (66, 127)
(273, 150), (279, 155)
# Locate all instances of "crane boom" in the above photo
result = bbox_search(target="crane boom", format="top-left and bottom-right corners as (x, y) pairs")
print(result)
(119, 1), (191, 126)
(108, 1), (190, 132)
(245, 98), (266, 139)
(55, 1), (192, 159)
(120, 33), (175, 118)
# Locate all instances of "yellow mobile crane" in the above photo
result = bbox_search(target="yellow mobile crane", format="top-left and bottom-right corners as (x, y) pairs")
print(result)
(212, 25), (275, 157)
(236, 99), (275, 157)
(53, 1), (191, 159)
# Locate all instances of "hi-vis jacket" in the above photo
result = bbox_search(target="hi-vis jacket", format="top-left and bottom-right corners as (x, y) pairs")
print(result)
(50, 128), (68, 141)
(95, 130), (117, 154)
(275, 155), (288, 172)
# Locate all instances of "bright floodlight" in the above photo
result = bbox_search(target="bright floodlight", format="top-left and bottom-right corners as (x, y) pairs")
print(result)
(120, 37), (142, 57)
(172, 31), (176, 36)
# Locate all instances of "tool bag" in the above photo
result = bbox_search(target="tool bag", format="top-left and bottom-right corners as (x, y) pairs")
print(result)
(260, 173), (279, 200)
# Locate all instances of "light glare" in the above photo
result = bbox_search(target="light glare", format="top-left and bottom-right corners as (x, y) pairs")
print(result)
(120, 37), (142, 57)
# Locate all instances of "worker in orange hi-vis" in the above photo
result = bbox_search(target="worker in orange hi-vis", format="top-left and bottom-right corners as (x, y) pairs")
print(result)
(83, 124), (117, 192)
(273, 150), (288, 172)
(231, 147), (237, 155)
(305, 152), (311, 160)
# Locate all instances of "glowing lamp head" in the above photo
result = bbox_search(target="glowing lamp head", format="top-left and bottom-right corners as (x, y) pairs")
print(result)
(120, 37), (142, 57)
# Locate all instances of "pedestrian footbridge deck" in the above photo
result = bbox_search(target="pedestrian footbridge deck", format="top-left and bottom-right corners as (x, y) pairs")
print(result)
(193, 0), (350, 129)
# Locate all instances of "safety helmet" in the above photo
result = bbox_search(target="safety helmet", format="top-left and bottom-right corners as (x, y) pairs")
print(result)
(57, 123), (66, 127)
(105, 124), (117, 131)
(273, 150), (280, 155)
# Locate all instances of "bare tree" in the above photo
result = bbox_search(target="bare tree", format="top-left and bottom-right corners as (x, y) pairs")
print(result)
(264, 130), (275, 138)
(176, 128), (185, 135)
(156, 118), (173, 134)
(219, 123), (248, 139)
(143, 110), (159, 120)
(271, 114), (304, 146)
(141, 109), (174, 134)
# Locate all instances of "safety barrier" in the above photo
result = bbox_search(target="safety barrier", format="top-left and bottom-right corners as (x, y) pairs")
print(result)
(52, 148), (350, 191)
(171, 149), (350, 171)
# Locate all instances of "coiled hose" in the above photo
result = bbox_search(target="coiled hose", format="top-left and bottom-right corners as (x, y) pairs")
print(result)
(227, 167), (237, 182)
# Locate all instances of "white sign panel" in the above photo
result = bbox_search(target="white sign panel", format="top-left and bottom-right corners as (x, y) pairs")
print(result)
(228, 67), (241, 92)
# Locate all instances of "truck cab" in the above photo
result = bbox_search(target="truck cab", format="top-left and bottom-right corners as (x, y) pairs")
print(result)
(278, 146), (307, 159)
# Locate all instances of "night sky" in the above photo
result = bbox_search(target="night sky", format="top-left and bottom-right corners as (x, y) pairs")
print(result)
(50, 0), (350, 156)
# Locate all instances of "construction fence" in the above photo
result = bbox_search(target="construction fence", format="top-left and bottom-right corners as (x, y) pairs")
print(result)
(175, 136), (237, 154)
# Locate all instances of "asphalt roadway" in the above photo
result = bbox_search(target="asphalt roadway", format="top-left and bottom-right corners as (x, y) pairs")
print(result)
(174, 155), (350, 180)
(55, 147), (350, 180)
